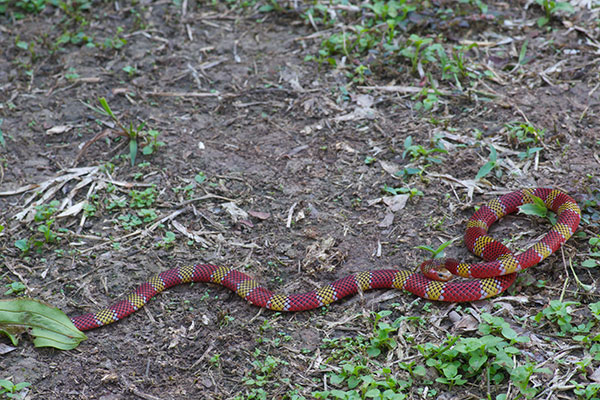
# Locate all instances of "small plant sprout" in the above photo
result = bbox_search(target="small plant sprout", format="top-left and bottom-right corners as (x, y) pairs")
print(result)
(476, 144), (500, 180)
(86, 97), (166, 166)
(535, 0), (575, 27)
(142, 129), (166, 155)
(402, 135), (448, 163)
(0, 379), (31, 399)
(4, 281), (27, 296)
(415, 239), (455, 259)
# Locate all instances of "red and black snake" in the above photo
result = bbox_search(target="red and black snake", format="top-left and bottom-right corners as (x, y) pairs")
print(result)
(71, 188), (581, 331)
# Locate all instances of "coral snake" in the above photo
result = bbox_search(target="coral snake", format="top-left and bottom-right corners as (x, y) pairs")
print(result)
(71, 188), (581, 331)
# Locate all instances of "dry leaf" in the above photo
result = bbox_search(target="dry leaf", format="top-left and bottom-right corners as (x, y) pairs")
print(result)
(46, 125), (73, 135)
(295, 208), (306, 223)
(248, 210), (270, 220)
(335, 142), (357, 153)
(383, 195), (408, 212)
(0, 343), (16, 355)
(451, 314), (479, 332)
(367, 197), (383, 207)
(355, 94), (374, 108)
(56, 200), (87, 218)
(171, 220), (212, 247)
(221, 202), (248, 223)
(379, 160), (401, 177)
(303, 236), (342, 273)
(238, 219), (254, 228)
(378, 212), (394, 228)
(334, 107), (375, 121)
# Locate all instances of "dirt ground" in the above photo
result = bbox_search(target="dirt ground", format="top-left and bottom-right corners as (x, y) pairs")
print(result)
(0, 1), (599, 399)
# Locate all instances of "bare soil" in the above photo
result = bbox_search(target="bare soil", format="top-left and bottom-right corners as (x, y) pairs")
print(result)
(0, 1), (599, 399)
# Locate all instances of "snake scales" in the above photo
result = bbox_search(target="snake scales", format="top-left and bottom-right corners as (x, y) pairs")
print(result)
(71, 188), (581, 331)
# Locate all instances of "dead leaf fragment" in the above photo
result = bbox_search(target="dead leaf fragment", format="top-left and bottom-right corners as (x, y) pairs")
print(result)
(0, 343), (16, 355)
(367, 197), (383, 207)
(171, 220), (212, 247)
(355, 94), (374, 108)
(378, 212), (394, 228)
(56, 200), (87, 218)
(238, 219), (254, 228)
(248, 210), (270, 220)
(382, 195), (408, 212)
(303, 236), (343, 273)
(334, 107), (375, 121)
(46, 125), (73, 135)
(379, 160), (401, 177)
(295, 208), (306, 223)
(335, 142), (357, 153)
(451, 314), (479, 332)
(221, 202), (248, 223)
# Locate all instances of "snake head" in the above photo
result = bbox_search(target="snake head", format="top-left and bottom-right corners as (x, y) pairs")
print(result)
(420, 258), (460, 281)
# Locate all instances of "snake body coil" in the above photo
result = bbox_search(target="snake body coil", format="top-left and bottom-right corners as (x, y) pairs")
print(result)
(71, 188), (581, 331)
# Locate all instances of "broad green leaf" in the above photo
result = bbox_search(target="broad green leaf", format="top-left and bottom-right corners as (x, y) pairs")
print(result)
(519, 194), (548, 218)
(488, 144), (497, 162)
(129, 139), (137, 166)
(501, 325), (518, 340)
(581, 259), (599, 268)
(413, 365), (427, 376)
(476, 145), (498, 179)
(476, 161), (495, 180)
(142, 144), (153, 155)
(14, 238), (29, 252)
(365, 389), (381, 398)
(469, 353), (487, 370)
(329, 374), (345, 385)
(518, 39), (529, 65)
(519, 203), (547, 217)
(554, 2), (574, 13)
(366, 346), (381, 357)
(0, 298), (87, 350)
(98, 97), (115, 118)
(442, 363), (458, 378)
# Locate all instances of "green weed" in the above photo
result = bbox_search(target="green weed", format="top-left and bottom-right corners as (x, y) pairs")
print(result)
(142, 130), (166, 155)
(236, 350), (289, 400)
(400, 34), (442, 75)
(210, 353), (221, 368)
(415, 239), (454, 259)
(534, 300), (593, 335)
(394, 166), (423, 182)
(34, 200), (60, 222)
(505, 121), (545, 146)
(417, 312), (550, 398)
(535, 0), (574, 27)
(412, 85), (443, 113)
(572, 382), (600, 400)
(0, 379), (31, 399)
(381, 185), (423, 198)
(102, 26), (127, 49)
(476, 145), (500, 180)
(129, 186), (157, 208)
(581, 235), (600, 268)
(402, 136), (448, 164)
(88, 98), (166, 166)
(122, 65), (138, 77)
(4, 281), (27, 296)
(155, 231), (176, 249)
